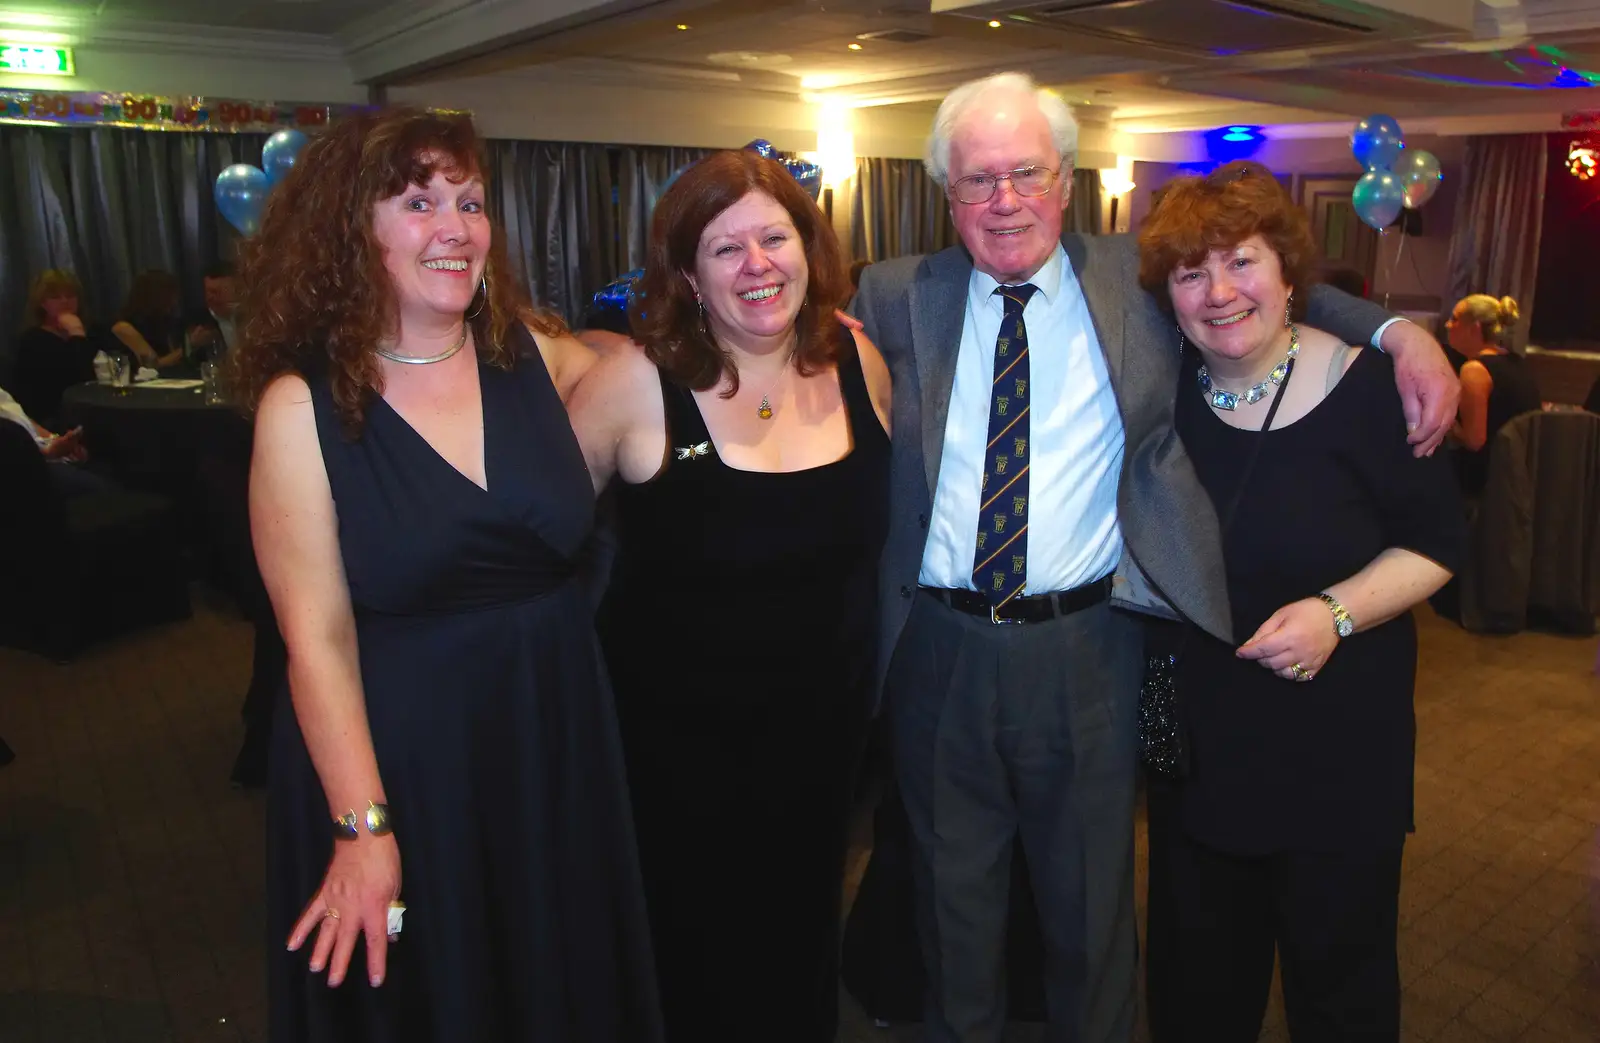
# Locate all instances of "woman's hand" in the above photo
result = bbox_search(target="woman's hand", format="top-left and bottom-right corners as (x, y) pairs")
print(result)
(288, 834), (402, 987)
(1235, 597), (1339, 682)
(58, 313), (86, 338)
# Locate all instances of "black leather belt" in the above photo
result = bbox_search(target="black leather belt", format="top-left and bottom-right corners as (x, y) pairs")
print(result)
(921, 574), (1114, 625)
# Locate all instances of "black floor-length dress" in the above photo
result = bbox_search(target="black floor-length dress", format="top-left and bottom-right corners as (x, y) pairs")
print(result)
(267, 332), (662, 1043)
(598, 330), (888, 1042)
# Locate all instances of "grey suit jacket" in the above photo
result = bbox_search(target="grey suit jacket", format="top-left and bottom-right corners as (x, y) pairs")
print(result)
(852, 234), (1396, 701)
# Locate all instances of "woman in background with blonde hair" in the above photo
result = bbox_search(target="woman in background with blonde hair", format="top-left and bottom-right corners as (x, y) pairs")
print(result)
(1444, 294), (1542, 497)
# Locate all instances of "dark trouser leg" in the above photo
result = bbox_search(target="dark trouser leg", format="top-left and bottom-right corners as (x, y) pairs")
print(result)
(1006, 602), (1141, 1043)
(1143, 803), (1277, 1043)
(890, 594), (1016, 1043)
(1273, 845), (1404, 1043)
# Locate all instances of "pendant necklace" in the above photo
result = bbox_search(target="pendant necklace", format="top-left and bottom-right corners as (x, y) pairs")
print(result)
(375, 324), (468, 366)
(754, 350), (795, 420)
(1198, 325), (1299, 411)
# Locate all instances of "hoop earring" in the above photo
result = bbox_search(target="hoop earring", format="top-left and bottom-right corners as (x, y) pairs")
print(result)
(466, 274), (488, 321)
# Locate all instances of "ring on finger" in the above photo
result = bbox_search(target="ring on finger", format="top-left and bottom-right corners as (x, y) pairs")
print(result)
(325, 908), (340, 921)
(1289, 663), (1308, 681)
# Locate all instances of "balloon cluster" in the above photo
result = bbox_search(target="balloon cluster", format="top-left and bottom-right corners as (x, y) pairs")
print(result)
(213, 128), (309, 237)
(1348, 114), (1441, 231)
(585, 139), (827, 326)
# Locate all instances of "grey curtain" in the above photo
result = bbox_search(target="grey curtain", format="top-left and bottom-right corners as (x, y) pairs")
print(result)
(1067, 167), (1103, 236)
(488, 140), (712, 322)
(1446, 134), (1547, 351)
(848, 157), (958, 262)
(0, 124), (265, 331)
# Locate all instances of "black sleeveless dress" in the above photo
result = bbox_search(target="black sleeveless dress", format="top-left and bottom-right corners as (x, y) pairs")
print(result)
(266, 331), (662, 1043)
(597, 330), (889, 1042)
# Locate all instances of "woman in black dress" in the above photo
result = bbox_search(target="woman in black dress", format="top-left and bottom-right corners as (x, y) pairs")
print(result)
(1136, 163), (1465, 1043)
(110, 270), (187, 372)
(234, 108), (660, 1043)
(11, 270), (99, 431)
(570, 149), (892, 1043)
(1443, 293), (1543, 497)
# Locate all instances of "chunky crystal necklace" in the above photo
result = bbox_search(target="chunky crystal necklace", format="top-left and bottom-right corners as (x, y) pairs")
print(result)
(375, 324), (468, 366)
(1197, 325), (1299, 411)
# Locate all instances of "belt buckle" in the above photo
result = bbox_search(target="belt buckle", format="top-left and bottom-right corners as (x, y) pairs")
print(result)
(989, 602), (1024, 626)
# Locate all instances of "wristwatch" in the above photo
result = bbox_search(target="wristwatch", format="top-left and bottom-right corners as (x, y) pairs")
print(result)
(1318, 592), (1355, 638)
(333, 801), (393, 840)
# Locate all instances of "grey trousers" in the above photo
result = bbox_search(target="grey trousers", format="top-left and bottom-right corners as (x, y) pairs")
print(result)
(888, 590), (1142, 1043)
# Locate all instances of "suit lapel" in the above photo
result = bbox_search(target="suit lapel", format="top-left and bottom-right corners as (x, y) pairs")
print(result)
(1064, 234), (1127, 395)
(912, 248), (973, 496)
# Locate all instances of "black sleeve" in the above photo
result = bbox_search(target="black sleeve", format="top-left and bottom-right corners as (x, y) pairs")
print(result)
(1347, 351), (1467, 574)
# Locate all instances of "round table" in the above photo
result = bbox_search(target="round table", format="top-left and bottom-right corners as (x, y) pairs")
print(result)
(60, 381), (254, 590)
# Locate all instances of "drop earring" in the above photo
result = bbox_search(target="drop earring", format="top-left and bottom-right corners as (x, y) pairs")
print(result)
(1283, 290), (1293, 328)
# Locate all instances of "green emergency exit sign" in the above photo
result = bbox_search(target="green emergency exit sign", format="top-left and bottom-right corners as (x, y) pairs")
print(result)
(0, 44), (74, 76)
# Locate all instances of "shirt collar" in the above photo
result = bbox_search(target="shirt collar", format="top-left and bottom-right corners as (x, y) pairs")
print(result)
(969, 242), (1067, 311)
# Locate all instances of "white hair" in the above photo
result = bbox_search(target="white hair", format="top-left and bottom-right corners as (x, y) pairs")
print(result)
(924, 72), (1079, 187)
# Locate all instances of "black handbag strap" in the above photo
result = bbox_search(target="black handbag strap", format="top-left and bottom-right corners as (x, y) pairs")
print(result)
(1174, 354), (1296, 653)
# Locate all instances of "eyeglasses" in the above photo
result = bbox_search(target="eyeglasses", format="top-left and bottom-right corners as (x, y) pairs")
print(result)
(949, 165), (1061, 205)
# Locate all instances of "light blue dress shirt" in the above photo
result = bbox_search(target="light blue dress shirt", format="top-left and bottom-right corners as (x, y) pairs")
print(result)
(919, 244), (1125, 594)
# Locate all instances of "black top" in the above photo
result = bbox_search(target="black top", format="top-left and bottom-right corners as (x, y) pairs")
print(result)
(11, 326), (100, 431)
(596, 327), (889, 1042)
(1457, 351), (1543, 497)
(1173, 347), (1466, 854)
(266, 327), (662, 1043)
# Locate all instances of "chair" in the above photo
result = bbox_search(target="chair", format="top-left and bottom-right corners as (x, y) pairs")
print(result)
(0, 422), (191, 661)
(1458, 410), (1600, 635)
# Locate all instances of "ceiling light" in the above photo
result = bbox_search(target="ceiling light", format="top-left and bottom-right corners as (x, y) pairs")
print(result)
(676, 23), (689, 30)
(988, 19), (1002, 27)
(848, 42), (862, 50)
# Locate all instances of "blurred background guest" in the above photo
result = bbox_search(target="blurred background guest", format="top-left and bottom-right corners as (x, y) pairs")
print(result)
(12, 270), (99, 431)
(235, 106), (661, 1042)
(571, 148), (891, 1043)
(1445, 294), (1542, 498)
(0, 383), (115, 498)
(1137, 163), (1464, 1043)
(187, 261), (241, 362)
(111, 270), (187, 371)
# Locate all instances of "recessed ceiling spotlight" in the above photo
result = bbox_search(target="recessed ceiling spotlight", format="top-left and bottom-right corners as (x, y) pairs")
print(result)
(848, 42), (862, 50)
(676, 23), (689, 30)
(988, 19), (1002, 28)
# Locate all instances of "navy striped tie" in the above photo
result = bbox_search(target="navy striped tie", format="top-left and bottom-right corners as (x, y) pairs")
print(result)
(973, 283), (1038, 610)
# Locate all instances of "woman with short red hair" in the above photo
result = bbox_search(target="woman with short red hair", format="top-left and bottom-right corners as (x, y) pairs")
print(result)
(1137, 162), (1465, 1043)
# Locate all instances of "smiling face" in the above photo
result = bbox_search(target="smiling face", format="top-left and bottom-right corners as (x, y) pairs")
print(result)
(370, 163), (488, 327)
(686, 190), (808, 351)
(946, 92), (1069, 284)
(1169, 235), (1293, 368)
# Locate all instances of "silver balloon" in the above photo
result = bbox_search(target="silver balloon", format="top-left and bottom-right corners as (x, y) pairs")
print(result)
(1397, 149), (1442, 210)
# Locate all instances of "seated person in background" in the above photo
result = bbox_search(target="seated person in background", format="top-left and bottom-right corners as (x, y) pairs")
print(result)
(1445, 294), (1542, 497)
(185, 261), (240, 362)
(12, 270), (100, 431)
(0, 383), (115, 498)
(110, 270), (187, 371)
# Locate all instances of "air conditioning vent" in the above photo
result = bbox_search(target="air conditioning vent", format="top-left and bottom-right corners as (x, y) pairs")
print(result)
(996, 0), (1395, 55)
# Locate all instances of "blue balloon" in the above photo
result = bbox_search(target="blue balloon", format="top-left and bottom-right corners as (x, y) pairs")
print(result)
(590, 268), (643, 318)
(784, 158), (823, 201)
(744, 138), (779, 160)
(1350, 114), (1405, 172)
(214, 164), (270, 237)
(1352, 170), (1405, 231)
(262, 128), (309, 186)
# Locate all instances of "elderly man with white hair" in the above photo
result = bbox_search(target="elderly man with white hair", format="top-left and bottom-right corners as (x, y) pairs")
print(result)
(850, 71), (1458, 1043)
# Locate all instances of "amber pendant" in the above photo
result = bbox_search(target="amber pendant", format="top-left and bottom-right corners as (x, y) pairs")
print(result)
(757, 395), (774, 419)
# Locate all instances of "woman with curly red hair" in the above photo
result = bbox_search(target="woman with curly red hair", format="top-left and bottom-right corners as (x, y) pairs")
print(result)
(570, 148), (890, 1041)
(236, 107), (661, 1043)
